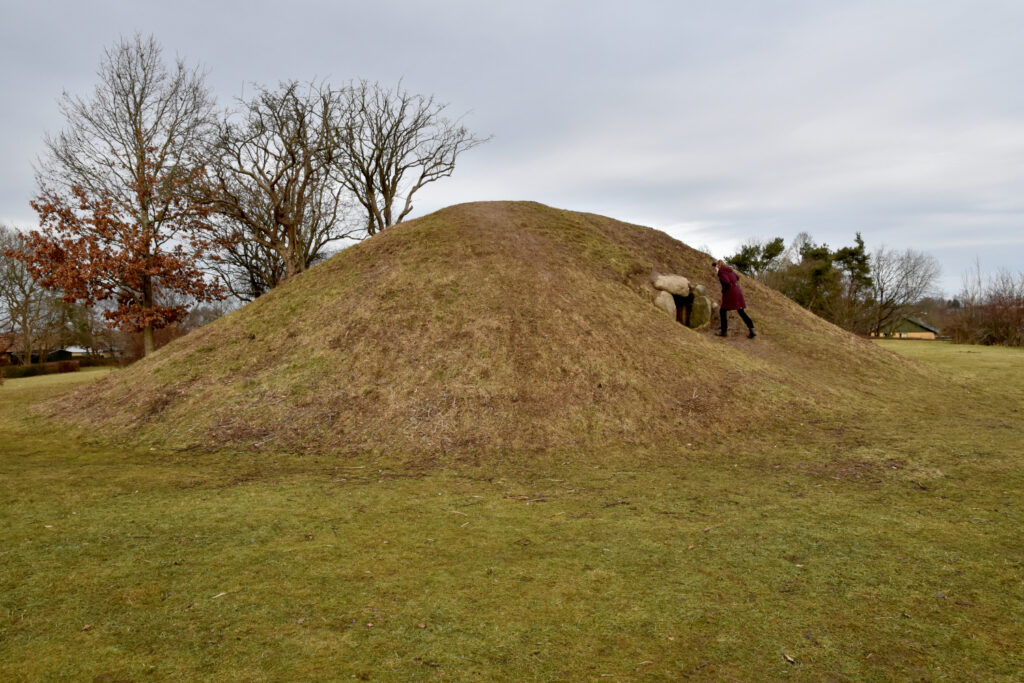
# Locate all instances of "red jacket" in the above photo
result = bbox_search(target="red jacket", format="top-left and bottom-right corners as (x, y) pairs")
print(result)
(717, 265), (747, 311)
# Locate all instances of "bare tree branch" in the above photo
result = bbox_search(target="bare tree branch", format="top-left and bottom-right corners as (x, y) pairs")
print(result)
(332, 80), (490, 236)
(869, 246), (941, 335)
(206, 81), (359, 294)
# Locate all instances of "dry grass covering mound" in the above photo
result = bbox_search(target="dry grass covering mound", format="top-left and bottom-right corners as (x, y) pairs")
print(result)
(52, 202), (919, 458)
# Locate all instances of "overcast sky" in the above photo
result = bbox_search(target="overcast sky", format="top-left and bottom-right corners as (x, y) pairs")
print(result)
(3, 0), (1023, 295)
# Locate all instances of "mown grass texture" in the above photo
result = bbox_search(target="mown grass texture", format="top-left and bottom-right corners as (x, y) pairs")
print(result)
(1, 342), (1023, 680)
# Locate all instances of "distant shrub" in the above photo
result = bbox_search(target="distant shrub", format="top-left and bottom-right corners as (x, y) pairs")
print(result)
(2, 361), (80, 379)
(78, 357), (122, 368)
(947, 268), (1024, 347)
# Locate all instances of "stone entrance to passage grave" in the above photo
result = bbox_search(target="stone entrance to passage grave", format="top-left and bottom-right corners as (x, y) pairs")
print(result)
(652, 274), (712, 330)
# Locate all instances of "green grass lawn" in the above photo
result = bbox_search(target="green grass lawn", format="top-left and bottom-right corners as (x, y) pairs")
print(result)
(2, 343), (1023, 680)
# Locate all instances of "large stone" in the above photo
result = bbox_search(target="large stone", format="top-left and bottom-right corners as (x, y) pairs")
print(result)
(691, 284), (706, 296)
(687, 295), (712, 330)
(654, 274), (690, 296)
(654, 290), (676, 318)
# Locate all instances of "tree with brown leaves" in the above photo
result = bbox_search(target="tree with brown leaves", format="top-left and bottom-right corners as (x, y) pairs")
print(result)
(20, 184), (223, 356)
(23, 34), (223, 355)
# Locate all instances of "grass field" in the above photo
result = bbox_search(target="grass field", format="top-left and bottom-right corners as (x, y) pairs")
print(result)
(1, 341), (1022, 680)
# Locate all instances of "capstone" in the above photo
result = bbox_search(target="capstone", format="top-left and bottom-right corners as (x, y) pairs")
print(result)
(654, 274), (691, 296)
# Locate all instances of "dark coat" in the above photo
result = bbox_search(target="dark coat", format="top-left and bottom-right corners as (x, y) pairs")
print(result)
(717, 265), (746, 311)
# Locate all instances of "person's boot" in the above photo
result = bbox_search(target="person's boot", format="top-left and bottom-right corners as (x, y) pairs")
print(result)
(748, 328), (757, 339)
(717, 329), (728, 337)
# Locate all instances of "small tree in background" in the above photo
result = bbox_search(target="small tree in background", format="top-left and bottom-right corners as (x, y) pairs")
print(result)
(0, 224), (61, 364)
(726, 237), (785, 279)
(980, 270), (1024, 346)
(868, 246), (941, 336)
(767, 233), (842, 317)
(947, 262), (1024, 346)
(828, 233), (874, 333)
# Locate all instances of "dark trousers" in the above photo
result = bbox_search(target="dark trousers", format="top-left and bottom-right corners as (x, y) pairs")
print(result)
(720, 308), (754, 333)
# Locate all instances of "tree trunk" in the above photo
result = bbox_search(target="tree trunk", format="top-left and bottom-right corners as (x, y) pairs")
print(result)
(142, 272), (155, 357)
(143, 324), (155, 356)
(20, 312), (34, 365)
(277, 241), (299, 281)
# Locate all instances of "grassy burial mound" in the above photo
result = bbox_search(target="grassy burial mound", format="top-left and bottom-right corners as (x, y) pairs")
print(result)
(51, 202), (919, 457)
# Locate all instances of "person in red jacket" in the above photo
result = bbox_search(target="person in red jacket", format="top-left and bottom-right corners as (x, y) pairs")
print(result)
(714, 260), (756, 338)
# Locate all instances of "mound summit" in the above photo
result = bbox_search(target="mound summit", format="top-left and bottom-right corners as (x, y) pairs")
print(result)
(56, 202), (917, 457)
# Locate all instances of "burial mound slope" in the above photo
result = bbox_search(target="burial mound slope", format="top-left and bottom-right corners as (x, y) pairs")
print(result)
(53, 201), (921, 457)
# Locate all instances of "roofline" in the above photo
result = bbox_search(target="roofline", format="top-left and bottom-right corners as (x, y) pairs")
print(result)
(902, 317), (941, 334)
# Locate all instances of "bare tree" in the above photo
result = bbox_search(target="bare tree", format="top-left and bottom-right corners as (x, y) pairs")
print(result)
(206, 81), (359, 297)
(0, 225), (60, 364)
(332, 80), (490, 236)
(869, 246), (941, 335)
(34, 33), (220, 355)
(0, 237), (11, 341)
(209, 238), (288, 302)
(948, 261), (1024, 346)
(980, 269), (1024, 346)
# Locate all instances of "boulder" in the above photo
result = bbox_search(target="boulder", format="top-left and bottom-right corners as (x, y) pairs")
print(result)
(691, 284), (706, 296)
(654, 274), (690, 296)
(687, 295), (712, 330)
(654, 290), (676, 318)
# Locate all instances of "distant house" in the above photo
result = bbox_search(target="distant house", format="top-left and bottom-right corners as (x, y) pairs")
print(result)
(880, 317), (941, 340)
(3, 346), (114, 365)
(46, 346), (119, 362)
(52, 346), (93, 359)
